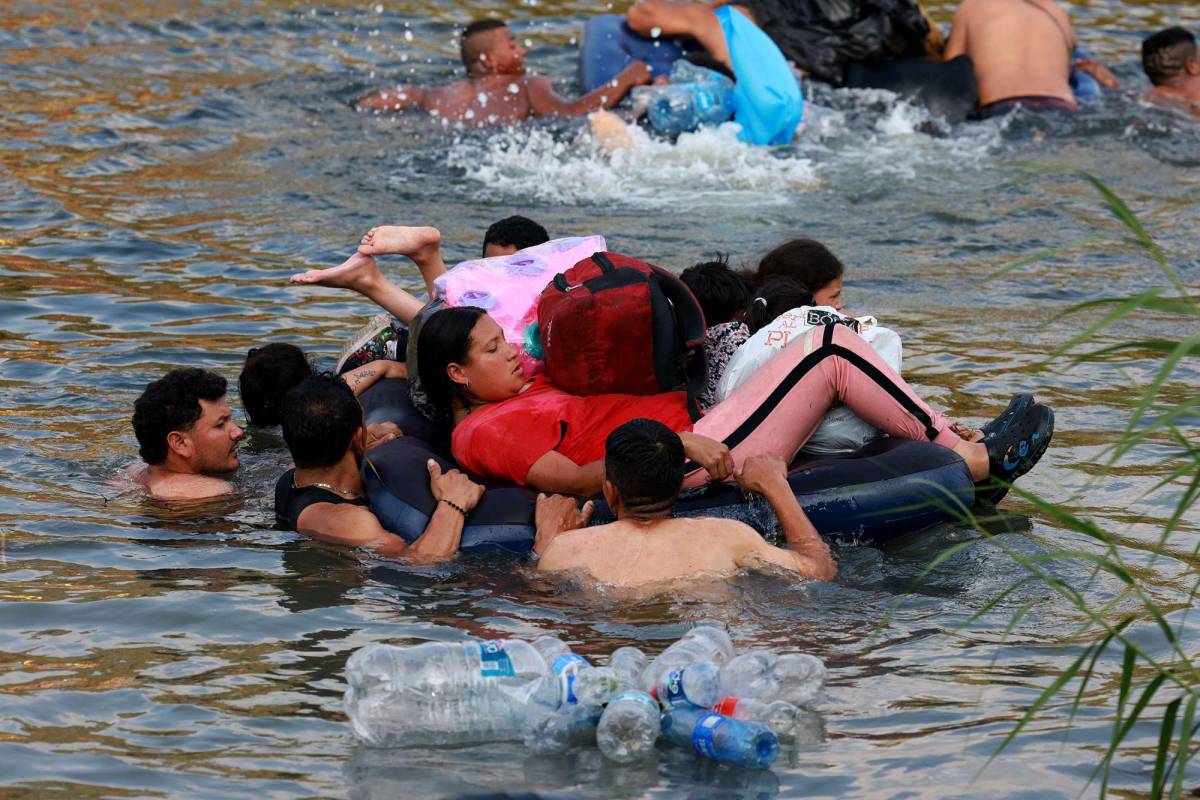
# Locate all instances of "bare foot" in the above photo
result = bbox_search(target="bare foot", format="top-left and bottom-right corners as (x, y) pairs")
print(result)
(290, 251), (382, 293)
(590, 110), (634, 153)
(358, 225), (441, 258)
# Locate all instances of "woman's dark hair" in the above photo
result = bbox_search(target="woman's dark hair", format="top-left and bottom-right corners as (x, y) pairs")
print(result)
(132, 368), (228, 464)
(417, 306), (487, 421)
(239, 343), (314, 426)
(742, 279), (815, 336)
(280, 375), (363, 469)
(756, 238), (845, 294)
(604, 418), (685, 515)
(680, 255), (752, 326)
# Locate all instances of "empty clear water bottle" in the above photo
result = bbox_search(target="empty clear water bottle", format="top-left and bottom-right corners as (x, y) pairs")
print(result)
(531, 635), (572, 664)
(596, 690), (661, 764)
(652, 660), (720, 710)
(661, 705), (780, 769)
(641, 81), (735, 135)
(713, 696), (798, 738)
(523, 702), (602, 755)
(609, 646), (648, 689)
(642, 625), (735, 692)
(718, 650), (826, 709)
(344, 639), (549, 746)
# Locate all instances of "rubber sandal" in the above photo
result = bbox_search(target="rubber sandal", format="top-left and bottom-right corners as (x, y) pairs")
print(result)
(976, 400), (1054, 505)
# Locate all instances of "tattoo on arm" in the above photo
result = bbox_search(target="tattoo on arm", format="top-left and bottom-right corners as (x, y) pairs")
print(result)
(350, 369), (376, 389)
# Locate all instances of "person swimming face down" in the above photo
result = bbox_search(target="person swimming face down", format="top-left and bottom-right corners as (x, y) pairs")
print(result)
(417, 306), (526, 420)
(461, 19), (527, 78)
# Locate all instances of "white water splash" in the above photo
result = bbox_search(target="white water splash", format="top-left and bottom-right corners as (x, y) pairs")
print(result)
(445, 122), (820, 208)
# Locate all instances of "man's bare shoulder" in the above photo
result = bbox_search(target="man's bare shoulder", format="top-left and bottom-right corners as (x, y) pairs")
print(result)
(295, 501), (375, 540)
(135, 466), (234, 501)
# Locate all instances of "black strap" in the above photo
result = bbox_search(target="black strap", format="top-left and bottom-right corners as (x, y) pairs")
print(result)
(682, 323), (938, 472)
(591, 252), (616, 274)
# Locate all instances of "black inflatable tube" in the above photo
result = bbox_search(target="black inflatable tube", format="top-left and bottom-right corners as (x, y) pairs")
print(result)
(360, 380), (974, 554)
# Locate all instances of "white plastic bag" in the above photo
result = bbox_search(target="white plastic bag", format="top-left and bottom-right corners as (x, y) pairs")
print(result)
(715, 306), (903, 455)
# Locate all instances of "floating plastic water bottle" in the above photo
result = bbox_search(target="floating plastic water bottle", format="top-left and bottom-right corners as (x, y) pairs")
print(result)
(713, 696), (798, 738)
(596, 690), (661, 764)
(531, 635), (572, 664)
(660, 705), (779, 769)
(523, 702), (602, 755)
(642, 625), (735, 692)
(573, 666), (619, 707)
(652, 660), (720, 710)
(641, 81), (735, 135)
(610, 646), (648, 689)
(718, 650), (826, 709)
(344, 639), (549, 746)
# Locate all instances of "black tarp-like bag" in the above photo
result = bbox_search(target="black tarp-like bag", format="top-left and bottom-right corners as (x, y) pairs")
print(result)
(750, 0), (932, 86)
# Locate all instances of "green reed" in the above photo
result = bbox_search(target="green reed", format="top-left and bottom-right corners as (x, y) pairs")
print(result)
(940, 167), (1198, 797)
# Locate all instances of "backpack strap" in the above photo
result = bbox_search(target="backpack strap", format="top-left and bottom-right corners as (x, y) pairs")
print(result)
(650, 267), (709, 422)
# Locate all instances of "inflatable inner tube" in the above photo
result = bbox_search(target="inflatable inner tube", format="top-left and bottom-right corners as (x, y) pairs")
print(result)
(360, 380), (975, 554)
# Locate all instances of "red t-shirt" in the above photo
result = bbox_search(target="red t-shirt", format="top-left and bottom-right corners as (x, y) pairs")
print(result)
(452, 377), (694, 484)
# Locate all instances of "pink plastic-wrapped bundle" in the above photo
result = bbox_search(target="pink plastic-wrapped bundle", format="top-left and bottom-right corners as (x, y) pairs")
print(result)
(433, 236), (607, 377)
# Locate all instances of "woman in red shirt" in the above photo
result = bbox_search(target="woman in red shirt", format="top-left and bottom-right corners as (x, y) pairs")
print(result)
(417, 306), (1052, 500)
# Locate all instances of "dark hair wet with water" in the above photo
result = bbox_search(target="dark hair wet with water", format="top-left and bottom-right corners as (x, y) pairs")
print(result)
(756, 238), (845, 294)
(132, 368), (228, 464)
(461, 18), (509, 70)
(482, 215), (549, 256)
(743, 278), (816, 336)
(239, 343), (313, 426)
(417, 305), (488, 422)
(604, 418), (686, 515)
(680, 256), (752, 326)
(280, 375), (363, 469)
(1142, 26), (1196, 86)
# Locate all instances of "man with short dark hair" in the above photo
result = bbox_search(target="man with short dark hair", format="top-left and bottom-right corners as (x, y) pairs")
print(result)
(275, 375), (482, 559)
(1142, 27), (1200, 111)
(537, 419), (837, 586)
(131, 368), (243, 500)
(356, 18), (651, 125)
(482, 215), (550, 258)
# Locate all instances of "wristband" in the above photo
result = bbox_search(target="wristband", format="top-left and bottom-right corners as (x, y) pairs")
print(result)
(440, 497), (468, 517)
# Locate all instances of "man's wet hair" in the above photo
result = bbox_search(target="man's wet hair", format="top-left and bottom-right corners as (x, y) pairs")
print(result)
(605, 419), (685, 515)
(755, 238), (845, 294)
(133, 368), (228, 465)
(280, 375), (363, 469)
(240, 343), (313, 427)
(681, 255), (752, 326)
(462, 18), (509, 70)
(1143, 27), (1197, 86)
(482, 215), (550, 256)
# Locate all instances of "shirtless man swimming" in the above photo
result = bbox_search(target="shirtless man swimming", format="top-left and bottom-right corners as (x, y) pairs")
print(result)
(944, 0), (1117, 118)
(356, 18), (652, 125)
(537, 419), (837, 587)
(131, 368), (243, 500)
(1142, 27), (1200, 114)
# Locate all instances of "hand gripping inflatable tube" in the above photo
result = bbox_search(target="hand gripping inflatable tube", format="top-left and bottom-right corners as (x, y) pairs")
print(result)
(360, 380), (975, 554)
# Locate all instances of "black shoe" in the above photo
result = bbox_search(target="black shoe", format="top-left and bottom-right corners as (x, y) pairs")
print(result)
(976, 398), (1054, 505)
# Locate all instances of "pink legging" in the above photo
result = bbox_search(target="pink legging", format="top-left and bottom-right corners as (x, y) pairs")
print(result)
(683, 323), (962, 487)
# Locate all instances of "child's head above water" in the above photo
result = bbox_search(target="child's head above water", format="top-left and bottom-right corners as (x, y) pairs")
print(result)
(1142, 27), (1198, 86)
(461, 19), (527, 78)
(482, 215), (549, 257)
(756, 238), (845, 311)
(240, 343), (313, 426)
(680, 255), (752, 327)
(742, 278), (815, 336)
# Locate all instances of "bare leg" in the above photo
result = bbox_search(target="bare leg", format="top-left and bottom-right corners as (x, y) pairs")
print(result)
(627, 0), (733, 71)
(358, 225), (446, 298)
(290, 252), (425, 325)
(590, 110), (635, 153)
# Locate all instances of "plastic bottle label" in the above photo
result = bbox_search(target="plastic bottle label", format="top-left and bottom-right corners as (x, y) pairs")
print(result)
(696, 88), (713, 113)
(477, 640), (515, 678)
(553, 654), (587, 704)
(552, 654), (587, 675)
(663, 668), (688, 705)
(612, 690), (657, 708)
(714, 697), (740, 716)
(692, 712), (726, 758)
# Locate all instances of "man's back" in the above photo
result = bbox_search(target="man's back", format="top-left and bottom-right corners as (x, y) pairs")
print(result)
(422, 76), (533, 125)
(947, 0), (1074, 106)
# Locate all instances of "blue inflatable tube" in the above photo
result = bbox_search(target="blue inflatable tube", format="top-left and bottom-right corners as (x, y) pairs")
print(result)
(580, 14), (694, 91)
(360, 380), (974, 554)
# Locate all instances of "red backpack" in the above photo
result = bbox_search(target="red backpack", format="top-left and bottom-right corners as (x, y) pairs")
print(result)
(537, 252), (708, 420)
